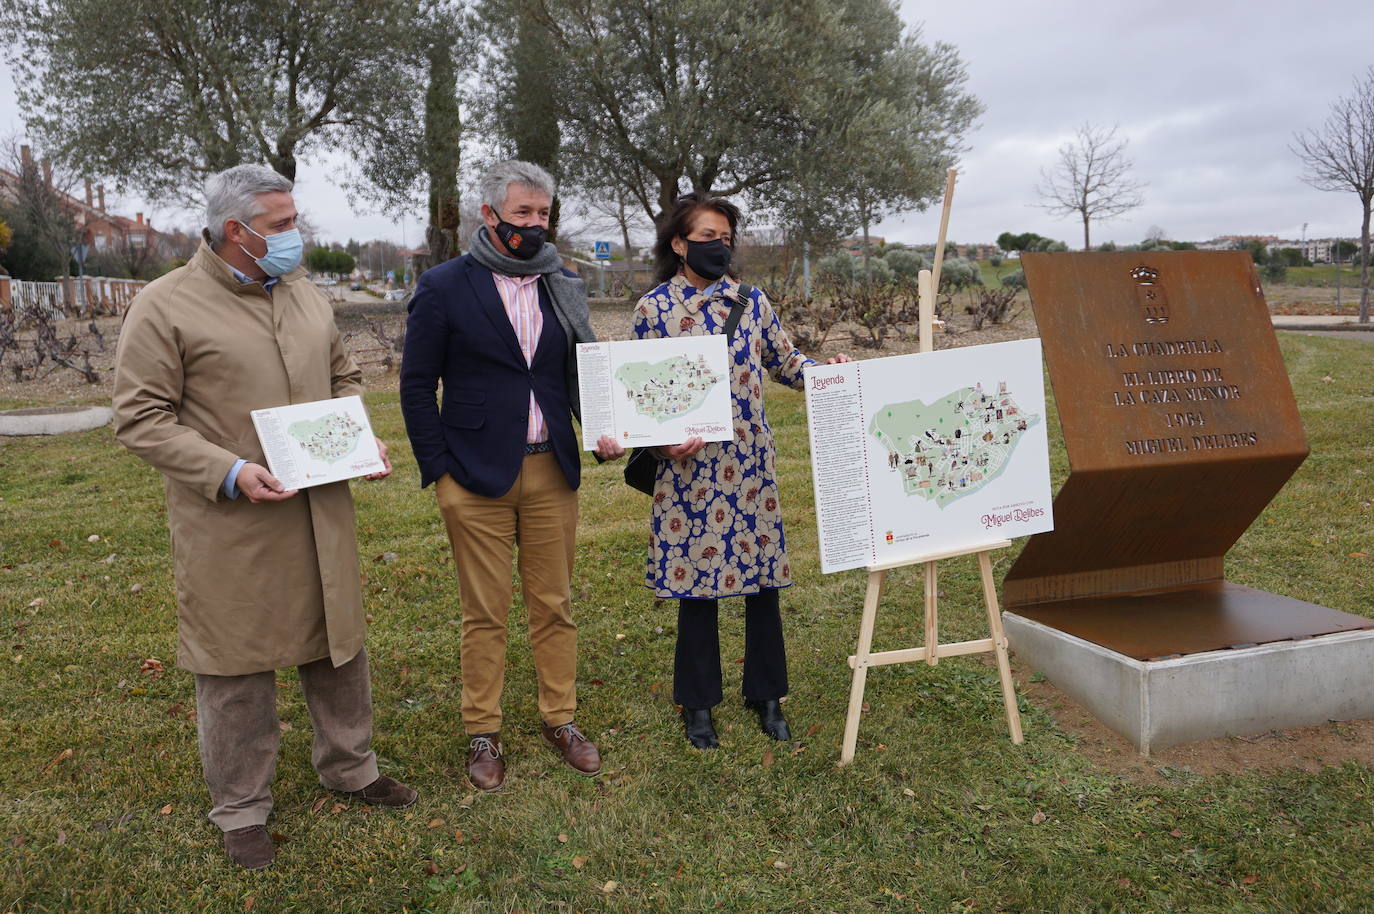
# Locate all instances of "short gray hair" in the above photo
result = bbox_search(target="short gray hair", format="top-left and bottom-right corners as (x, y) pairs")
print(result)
(479, 160), (556, 214)
(205, 164), (294, 244)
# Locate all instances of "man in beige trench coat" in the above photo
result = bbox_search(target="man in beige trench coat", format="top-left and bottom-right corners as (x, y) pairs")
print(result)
(113, 164), (416, 870)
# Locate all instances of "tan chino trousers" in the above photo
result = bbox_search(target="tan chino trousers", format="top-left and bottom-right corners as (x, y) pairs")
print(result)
(436, 452), (580, 734)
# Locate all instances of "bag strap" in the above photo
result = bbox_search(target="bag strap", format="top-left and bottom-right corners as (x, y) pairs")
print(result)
(722, 283), (753, 338)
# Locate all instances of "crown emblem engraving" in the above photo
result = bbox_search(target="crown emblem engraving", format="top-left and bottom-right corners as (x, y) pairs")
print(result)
(1131, 264), (1169, 324)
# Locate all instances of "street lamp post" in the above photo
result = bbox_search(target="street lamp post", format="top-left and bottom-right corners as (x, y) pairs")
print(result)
(1336, 238), (1343, 312)
(70, 242), (89, 314)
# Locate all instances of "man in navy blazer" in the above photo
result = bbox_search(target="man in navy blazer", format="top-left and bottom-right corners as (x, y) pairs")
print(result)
(400, 160), (623, 792)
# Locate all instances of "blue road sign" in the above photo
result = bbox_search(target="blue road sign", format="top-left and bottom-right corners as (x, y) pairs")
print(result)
(594, 240), (611, 260)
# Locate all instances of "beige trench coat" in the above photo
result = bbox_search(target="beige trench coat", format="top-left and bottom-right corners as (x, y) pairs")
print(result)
(113, 241), (366, 676)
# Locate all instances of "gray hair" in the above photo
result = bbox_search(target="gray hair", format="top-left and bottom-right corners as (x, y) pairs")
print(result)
(479, 160), (556, 214)
(205, 164), (294, 244)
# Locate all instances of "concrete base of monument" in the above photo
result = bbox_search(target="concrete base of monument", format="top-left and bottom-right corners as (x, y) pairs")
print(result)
(1003, 613), (1374, 755)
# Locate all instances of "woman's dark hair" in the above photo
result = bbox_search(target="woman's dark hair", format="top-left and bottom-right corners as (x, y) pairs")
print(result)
(651, 191), (742, 284)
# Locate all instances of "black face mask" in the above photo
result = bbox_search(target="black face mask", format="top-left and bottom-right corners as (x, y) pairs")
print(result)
(683, 237), (732, 282)
(493, 211), (547, 260)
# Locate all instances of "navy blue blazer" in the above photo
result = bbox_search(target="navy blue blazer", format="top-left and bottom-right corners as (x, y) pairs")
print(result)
(399, 254), (584, 497)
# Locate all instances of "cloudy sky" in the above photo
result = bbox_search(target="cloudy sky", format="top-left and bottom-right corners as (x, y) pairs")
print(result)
(3, 1), (1372, 248)
(889, 0), (1374, 247)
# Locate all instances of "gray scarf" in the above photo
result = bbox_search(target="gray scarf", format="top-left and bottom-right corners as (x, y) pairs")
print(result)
(468, 226), (595, 419)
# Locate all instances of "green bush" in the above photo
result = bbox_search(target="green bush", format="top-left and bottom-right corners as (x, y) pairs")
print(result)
(883, 248), (928, 278)
(938, 256), (982, 290)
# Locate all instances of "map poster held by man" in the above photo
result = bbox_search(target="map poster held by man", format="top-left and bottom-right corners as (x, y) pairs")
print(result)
(250, 394), (386, 490)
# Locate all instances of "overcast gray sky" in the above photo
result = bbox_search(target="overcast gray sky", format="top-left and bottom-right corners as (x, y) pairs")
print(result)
(887, 0), (1374, 247)
(3, 1), (1373, 247)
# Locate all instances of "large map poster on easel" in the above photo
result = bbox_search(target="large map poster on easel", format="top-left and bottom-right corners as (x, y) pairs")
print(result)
(804, 339), (1055, 573)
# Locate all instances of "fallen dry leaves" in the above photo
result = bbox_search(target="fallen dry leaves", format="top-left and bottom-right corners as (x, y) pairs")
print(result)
(40, 747), (73, 775)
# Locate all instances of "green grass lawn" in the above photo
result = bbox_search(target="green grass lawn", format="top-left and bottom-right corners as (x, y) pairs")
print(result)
(1, 333), (1371, 912)
(1285, 263), (1369, 288)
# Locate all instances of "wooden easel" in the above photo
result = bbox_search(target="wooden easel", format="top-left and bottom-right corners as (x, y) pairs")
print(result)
(838, 169), (1025, 766)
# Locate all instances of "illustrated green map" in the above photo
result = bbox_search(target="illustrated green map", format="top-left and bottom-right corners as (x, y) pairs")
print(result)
(869, 382), (1040, 508)
(614, 353), (724, 423)
(287, 412), (365, 464)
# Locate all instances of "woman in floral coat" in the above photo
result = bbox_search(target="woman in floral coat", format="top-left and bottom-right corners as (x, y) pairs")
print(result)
(633, 192), (849, 749)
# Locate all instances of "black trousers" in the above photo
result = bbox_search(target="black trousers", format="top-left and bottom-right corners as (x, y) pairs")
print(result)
(674, 587), (788, 709)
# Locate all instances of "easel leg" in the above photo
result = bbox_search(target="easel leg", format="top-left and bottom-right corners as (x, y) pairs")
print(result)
(923, 560), (939, 666)
(978, 550), (1024, 744)
(840, 569), (885, 766)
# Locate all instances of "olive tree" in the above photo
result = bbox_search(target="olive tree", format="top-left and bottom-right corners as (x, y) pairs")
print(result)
(5, 0), (426, 205)
(519, 0), (980, 238)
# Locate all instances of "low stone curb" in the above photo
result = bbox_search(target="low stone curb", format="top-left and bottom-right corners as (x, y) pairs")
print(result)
(0, 406), (113, 436)
(1272, 322), (1374, 332)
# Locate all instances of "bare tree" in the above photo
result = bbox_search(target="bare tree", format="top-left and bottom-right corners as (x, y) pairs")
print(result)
(1293, 66), (1374, 323)
(1035, 123), (1145, 251)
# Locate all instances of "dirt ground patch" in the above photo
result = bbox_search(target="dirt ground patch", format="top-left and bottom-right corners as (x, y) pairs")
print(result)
(1010, 660), (1374, 783)
(1265, 282), (1370, 316)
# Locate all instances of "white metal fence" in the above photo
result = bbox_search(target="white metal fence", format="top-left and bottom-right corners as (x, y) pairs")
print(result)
(10, 280), (66, 321)
(5, 276), (147, 320)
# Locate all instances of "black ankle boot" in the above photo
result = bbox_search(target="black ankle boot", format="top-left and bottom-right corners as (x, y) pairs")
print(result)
(680, 707), (719, 749)
(744, 699), (791, 741)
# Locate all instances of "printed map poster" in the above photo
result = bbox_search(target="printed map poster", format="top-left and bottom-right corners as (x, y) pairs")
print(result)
(803, 338), (1054, 574)
(576, 335), (732, 450)
(250, 394), (384, 490)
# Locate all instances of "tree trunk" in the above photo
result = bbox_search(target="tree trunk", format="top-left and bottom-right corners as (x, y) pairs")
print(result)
(424, 36), (462, 271)
(617, 194), (633, 263)
(655, 175), (681, 227)
(269, 144), (297, 182)
(1082, 212), (1091, 251)
(861, 215), (871, 276)
(1360, 199), (1371, 323)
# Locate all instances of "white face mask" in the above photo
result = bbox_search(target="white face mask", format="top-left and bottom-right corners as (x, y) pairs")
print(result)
(238, 223), (303, 276)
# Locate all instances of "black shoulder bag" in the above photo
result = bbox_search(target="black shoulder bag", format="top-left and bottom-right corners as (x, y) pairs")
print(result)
(623, 283), (754, 495)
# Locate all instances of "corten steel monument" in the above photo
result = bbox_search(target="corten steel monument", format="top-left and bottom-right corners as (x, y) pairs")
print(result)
(1002, 251), (1374, 752)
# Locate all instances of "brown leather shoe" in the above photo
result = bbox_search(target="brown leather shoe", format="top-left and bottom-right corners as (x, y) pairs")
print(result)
(223, 824), (274, 870)
(341, 774), (418, 808)
(466, 733), (505, 791)
(540, 721), (601, 776)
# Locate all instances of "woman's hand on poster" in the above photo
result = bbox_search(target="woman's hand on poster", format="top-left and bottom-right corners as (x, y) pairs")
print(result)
(825, 353), (852, 364)
(594, 435), (626, 461)
(656, 436), (706, 462)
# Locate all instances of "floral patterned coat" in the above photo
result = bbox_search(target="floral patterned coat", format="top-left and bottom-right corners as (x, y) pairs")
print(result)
(634, 274), (815, 598)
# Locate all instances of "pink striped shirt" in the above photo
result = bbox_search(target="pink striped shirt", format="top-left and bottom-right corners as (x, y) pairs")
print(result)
(491, 271), (546, 443)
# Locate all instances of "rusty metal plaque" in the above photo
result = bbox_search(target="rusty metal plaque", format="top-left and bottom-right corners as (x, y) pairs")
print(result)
(1002, 251), (1363, 655)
